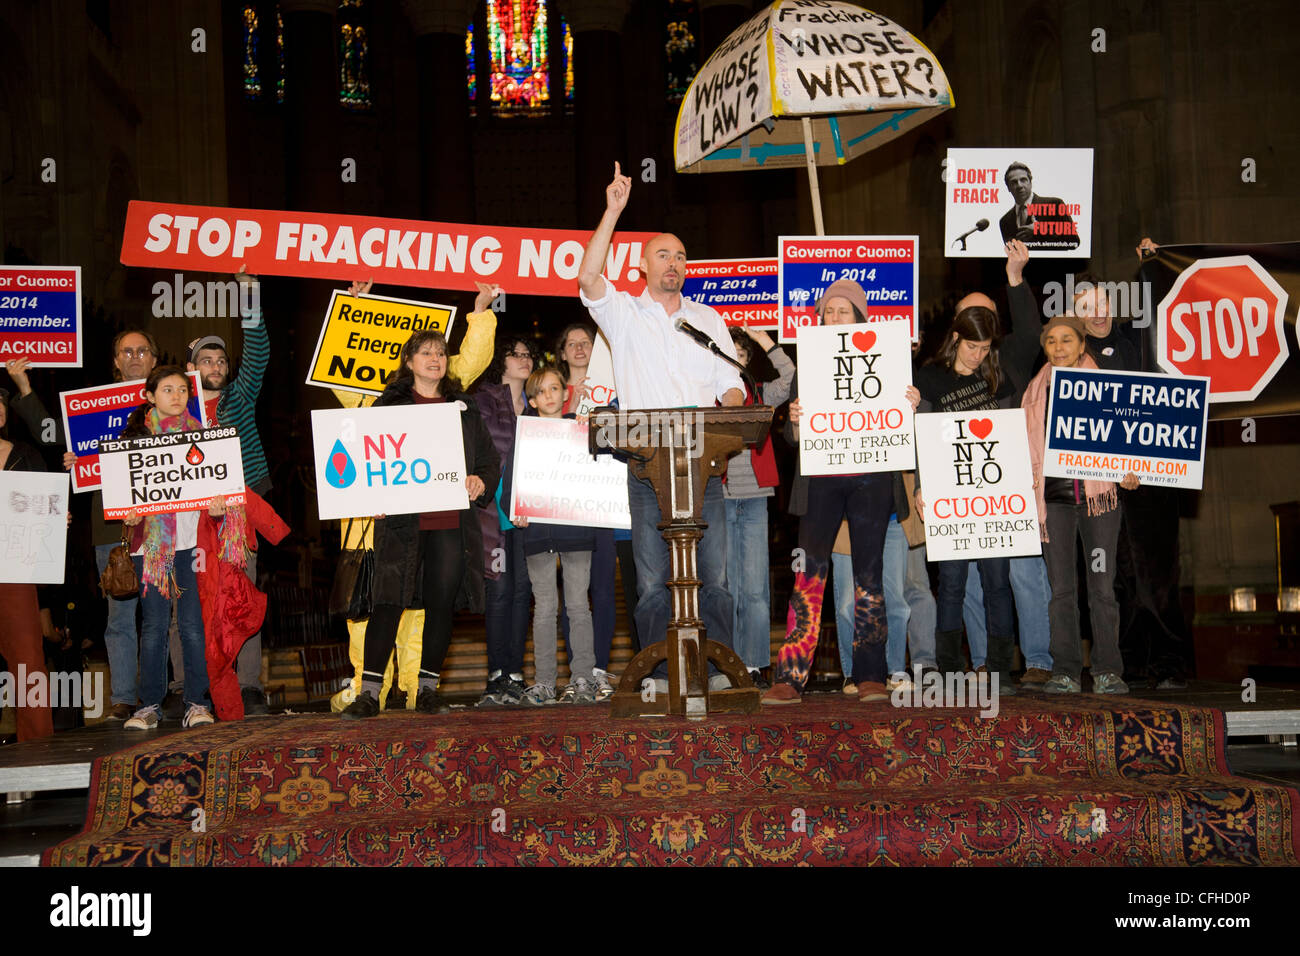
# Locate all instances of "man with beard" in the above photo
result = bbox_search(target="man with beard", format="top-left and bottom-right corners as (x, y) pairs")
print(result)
(577, 162), (745, 692)
(5, 330), (160, 720)
(187, 269), (271, 713)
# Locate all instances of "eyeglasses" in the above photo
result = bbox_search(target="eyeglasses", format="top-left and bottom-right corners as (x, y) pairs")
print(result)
(507, 351), (533, 360)
(118, 347), (153, 359)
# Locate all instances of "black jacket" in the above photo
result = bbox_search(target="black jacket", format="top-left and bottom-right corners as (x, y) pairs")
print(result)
(368, 378), (501, 613)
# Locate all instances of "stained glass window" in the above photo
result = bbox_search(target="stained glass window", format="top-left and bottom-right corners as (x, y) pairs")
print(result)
(243, 6), (261, 99)
(665, 0), (699, 103)
(563, 18), (573, 105)
(467, 24), (477, 108)
(276, 6), (285, 103)
(487, 0), (549, 115)
(339, 0), (371, 111)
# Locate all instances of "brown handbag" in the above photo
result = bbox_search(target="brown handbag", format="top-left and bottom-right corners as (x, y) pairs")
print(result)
(99, 525), (140, 599)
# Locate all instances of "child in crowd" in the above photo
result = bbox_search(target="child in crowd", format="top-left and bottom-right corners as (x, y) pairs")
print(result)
(508, 367), (599, 705)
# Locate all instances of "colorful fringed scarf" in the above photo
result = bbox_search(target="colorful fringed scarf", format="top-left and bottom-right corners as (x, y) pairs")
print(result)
(141, 406), (250, 597)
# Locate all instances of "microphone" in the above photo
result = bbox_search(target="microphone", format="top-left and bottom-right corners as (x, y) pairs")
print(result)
(674, 317), (716, 348)
(952, 218), (990, 250)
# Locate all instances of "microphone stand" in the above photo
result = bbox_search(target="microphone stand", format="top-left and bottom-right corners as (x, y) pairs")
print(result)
(685, 333), (761, 397)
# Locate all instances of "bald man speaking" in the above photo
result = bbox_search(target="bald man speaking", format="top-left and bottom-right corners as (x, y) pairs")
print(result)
(578, 163), (745, 686)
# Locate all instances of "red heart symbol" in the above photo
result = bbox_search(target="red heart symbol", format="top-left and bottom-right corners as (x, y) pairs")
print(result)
(332, 452), (348, 475)
(851, 330), (877, 352)
(969, 418), (993, 440)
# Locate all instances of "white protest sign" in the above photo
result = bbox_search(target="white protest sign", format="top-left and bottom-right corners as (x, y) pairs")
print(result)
(99, 427), (246, 519)
(509, 416), (631, 530)
(915, 409), (1041, 561)
(0, 472), (70, 584)
(573, 330), (617, 416)
(797, 322), (915, 475)
(944, 148), (1093, 258)
(312, 403), (469, 520)
(674, 4), (954, 174)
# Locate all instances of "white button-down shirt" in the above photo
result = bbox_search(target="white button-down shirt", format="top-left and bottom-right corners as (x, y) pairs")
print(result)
(580, 276), (744, 410)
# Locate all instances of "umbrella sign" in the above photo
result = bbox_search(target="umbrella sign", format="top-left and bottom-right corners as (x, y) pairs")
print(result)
(674, 2), (953, 174)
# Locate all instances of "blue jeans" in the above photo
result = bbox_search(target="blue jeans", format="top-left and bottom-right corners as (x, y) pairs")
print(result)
(836, 525), (935, 676)
(485, 527), (531, 676)
(561, 528), (617, 671)
(725, 496), (771, 670)
(139, 549), (208, 710)
(938, 557), (1012, 645)
(627, 472), (733, 675)
(963, 555), (1053, 671)
(96, 542), (142, 706)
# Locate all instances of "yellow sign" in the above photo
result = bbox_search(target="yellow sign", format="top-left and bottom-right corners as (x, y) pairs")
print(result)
(306, 290), (457, 396)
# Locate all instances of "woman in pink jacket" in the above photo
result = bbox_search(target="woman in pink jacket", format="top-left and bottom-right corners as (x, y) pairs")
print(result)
(1022, 314), (1137, 695)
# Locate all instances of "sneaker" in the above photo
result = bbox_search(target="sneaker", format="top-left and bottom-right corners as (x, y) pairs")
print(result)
(1019, 667), (1051, 687)
(748, 669), (771, 691)
(885, 674), (914, 694)
(1043, 674), (1082, 694)
(592, 668), (617, 701)
(124, 706), (160, 730)
(857, 681), (889, 702)
(476, 674), (508, 708)
(761, 682), (802, 705)
(1155, 676), (1187, 690)
(182, 704), (214, 728)
(563, 677), (597, 704)
(341, 690), (380, 720)
(521, 683), (557, 706)
(1092, 672), (1130, 695)
(415, 687), (450, 714)
(841, 678), (858, 695)
(241, 687), (269, 715)
(708, 673), (731, 692)
(107, 702), (133, 721)
(499, 675), (528, 707)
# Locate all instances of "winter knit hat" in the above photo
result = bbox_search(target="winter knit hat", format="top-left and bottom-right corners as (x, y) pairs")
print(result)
(816, 279), (871, 322)
(1039, 312), (1088, 346)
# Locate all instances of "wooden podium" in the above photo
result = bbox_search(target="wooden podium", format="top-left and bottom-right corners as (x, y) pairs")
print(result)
(589, 406), (773, 719)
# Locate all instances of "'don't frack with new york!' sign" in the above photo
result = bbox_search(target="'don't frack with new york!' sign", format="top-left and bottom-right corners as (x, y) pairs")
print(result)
(914, 409), (1041, 562)
(311, 404), (469, 520)
(306, 289), (457, 396)
(99, 427), (246, 519)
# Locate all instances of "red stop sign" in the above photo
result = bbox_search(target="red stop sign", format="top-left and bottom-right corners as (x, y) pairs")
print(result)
(1157, 255), (1290, 402)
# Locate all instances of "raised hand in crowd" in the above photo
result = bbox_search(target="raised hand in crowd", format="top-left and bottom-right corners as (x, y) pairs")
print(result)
(473, 281), (502, 314)
(1005, 238), (1029, 286)
(3, 356), (35, 396)
(123, 508), (143, 528)
(349, 277), (374, 297)
(606, 161), (632, 215)
(740, 324), (776, 353)
(1136, 237), (1159, 259)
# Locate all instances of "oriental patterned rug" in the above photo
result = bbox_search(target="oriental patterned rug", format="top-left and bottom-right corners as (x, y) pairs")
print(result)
(43, 695), (1300, 866)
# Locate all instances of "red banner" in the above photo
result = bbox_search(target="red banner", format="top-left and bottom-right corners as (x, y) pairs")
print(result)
(120, 201), (656, 298)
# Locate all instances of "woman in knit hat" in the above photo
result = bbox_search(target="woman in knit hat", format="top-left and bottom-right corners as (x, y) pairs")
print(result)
(1022, 313), (1138, 694)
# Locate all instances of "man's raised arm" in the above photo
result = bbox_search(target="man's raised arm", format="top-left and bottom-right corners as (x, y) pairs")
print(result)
(578, 161), (633, 300)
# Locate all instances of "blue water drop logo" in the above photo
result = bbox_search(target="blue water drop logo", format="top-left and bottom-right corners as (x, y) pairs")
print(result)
(325, 439), (357, 488)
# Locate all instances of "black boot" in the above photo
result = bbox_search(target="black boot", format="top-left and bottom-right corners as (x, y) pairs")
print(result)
(936, 630), (965, 675)
(986, 633), (1018, 697)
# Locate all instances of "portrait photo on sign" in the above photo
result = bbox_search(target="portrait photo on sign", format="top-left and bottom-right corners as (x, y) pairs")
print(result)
(944, 148), (1093, 258)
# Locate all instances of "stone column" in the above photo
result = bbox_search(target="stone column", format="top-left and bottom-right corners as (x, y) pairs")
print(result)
(567, 0), (632, 228)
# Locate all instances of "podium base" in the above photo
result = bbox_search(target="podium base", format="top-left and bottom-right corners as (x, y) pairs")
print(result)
(610, 629), (761, 719)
